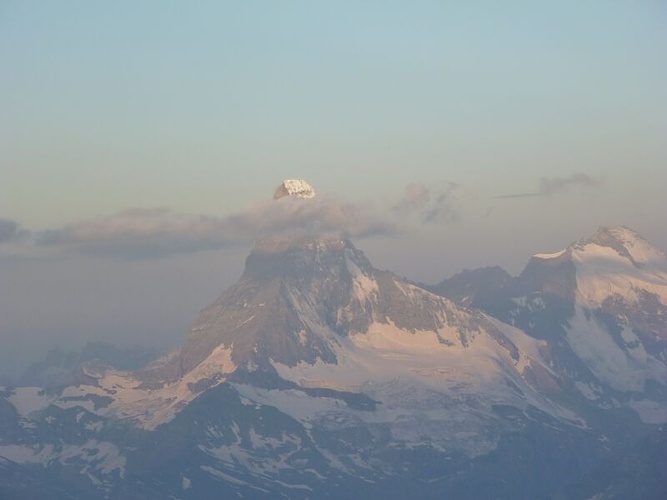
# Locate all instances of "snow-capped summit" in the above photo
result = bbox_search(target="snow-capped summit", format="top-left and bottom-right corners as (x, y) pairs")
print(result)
(273, 179), (316, 200)
(573, 225), (667, 269)
(523, 226), (667, 306)
(432, 226), (666, 422)
(554, 226), (667, 307)
(532, 226), (665, 269)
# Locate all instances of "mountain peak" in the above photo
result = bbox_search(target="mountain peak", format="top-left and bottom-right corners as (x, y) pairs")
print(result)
(575, 225), (665, 268)
(273, 179), (316, 200)
(585, 225), (641, 250)
(243, 234), (359, 282)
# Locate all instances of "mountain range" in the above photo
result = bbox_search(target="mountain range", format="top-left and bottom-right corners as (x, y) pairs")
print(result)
(1, 203), (665, 499)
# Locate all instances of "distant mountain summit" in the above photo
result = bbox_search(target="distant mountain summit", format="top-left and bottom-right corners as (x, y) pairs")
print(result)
(435, 225), (666, 313)
(574, 226), (666, 268)
(521, 226), (667, 306)
(427, 266), (513, 307)
(273, 179), (316, 199)
(433, 225), (667, 422)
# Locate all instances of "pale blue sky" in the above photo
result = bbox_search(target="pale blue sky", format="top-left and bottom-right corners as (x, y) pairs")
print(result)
(1, 1), (665, 376)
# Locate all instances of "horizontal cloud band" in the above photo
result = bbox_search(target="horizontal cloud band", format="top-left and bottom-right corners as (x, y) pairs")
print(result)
(36, 196), (397, 260)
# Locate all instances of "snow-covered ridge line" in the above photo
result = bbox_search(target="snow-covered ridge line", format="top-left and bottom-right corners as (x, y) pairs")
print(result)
(576, 226), (667, 267)
(571, 242), (667, 306)
(533, 249), (566, 259)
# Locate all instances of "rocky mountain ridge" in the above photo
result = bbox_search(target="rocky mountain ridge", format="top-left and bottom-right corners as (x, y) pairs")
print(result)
(1, 224), (665, 499)
(431, 225), (667, 422)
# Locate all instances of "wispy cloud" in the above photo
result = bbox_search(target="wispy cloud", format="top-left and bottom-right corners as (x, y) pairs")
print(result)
(35, 196), (397, 260)
(393, 182), (459, 224)
(539, 173), (602, 195)
(495, 192), (539, 199)
(392, 183), (431, 213)
(497, 173), (603, 199)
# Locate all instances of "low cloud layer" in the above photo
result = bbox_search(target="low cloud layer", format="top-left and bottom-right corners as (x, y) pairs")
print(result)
(393, 182), (459, 223)
(498, 173), (603, 199)
(6, 181), (467, 261)
(35, 196), (397, 260)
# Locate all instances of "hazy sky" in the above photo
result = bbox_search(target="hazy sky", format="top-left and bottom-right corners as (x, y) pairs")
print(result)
(1, 1), (665, 377)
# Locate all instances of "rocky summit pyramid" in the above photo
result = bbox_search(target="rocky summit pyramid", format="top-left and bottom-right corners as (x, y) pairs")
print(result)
(272, 179), (316, 199)
(1, 183), (666, 499)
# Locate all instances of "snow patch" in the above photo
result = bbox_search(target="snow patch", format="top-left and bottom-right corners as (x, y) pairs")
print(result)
(0, 441), (125, 477)
(628, 399), (667, 424)
(88, 343), (237, 429)
(572, 243), (667, 307)
(575, 381), (601, 401)
(264, 315), (579, 456)
(0, 444), (52, 463)
(201, 465), (258, 488)
(182, 476), (191, 490)
(599, 227), (667, 266)
(565, 306), (666, 392)
(534, 249), (566, 259)
(345, 251), (378, 302)
(8, 387), (57, 417)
